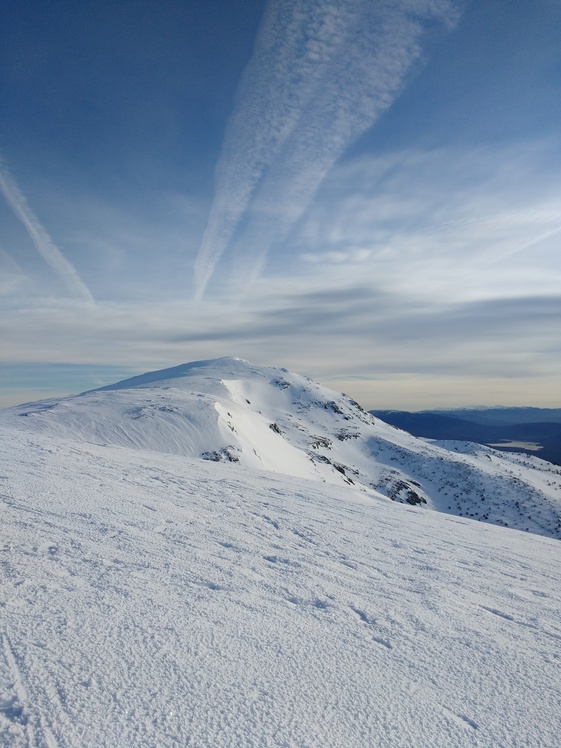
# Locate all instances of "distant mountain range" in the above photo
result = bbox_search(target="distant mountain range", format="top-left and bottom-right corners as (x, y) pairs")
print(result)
(370, 407), (561, 466)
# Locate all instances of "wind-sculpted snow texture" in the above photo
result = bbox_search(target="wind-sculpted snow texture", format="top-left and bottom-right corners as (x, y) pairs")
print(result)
(4, 357), (561, 539)
(1, 427), (561, 747)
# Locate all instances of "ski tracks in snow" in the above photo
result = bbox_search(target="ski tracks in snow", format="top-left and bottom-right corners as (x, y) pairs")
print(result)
(0, 632), (60, 748)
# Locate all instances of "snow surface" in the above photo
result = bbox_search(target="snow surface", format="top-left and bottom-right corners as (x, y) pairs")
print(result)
(4, 357), (561, 539)
(1, 358), (561, 746)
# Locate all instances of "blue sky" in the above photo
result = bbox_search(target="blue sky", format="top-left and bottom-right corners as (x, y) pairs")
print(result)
(1, 0), (560, 409)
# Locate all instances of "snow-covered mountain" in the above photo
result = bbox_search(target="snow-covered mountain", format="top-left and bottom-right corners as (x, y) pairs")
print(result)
(4, 357), (561, 539)
(1, 358), (561, 747)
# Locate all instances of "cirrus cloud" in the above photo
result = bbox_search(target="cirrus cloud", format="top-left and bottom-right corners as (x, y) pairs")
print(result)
(194, 0), (465, 299)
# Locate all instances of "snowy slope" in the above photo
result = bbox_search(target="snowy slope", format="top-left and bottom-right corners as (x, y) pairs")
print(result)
(1, 428), (560, 747)
(3, 357), (561, 539)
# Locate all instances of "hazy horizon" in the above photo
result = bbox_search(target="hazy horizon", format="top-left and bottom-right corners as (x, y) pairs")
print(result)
(1, 357), (559, 413)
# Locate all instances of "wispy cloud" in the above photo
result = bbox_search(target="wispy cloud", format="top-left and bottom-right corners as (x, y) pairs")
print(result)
(0, 163), (94, 301)
(300, 248), (371, 264)
(0, 240), (26, 289)
(194, 0), (465, 298)
(475, 223), (561, 269)
(289, 141), (561, 302)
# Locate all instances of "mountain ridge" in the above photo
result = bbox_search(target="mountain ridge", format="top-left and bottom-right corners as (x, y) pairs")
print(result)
(2, 357), (561, 540)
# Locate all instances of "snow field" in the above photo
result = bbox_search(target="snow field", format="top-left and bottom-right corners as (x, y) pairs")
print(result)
(1, 429), (560, 747)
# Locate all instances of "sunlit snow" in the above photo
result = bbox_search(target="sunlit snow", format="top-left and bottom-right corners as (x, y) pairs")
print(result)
(1, 358), (560, 746)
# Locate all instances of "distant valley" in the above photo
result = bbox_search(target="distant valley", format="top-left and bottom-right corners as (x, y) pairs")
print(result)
(371, 407), (561, 466)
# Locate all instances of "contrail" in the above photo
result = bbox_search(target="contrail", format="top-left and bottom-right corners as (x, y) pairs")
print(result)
(0, 163), (94, 301)
(477, 223), (561, 269)
(194, 0), (465, 299)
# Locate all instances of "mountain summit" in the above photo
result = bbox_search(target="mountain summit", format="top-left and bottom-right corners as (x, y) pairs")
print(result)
(4, 357), (561, 539)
